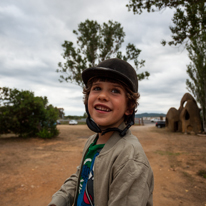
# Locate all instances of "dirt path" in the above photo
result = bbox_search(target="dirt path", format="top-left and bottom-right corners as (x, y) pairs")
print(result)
(0, 125), (206, 206)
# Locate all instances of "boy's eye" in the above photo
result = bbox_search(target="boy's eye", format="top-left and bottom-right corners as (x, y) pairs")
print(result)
(111, 88), (120, 94)
(92, 86), (101, 91)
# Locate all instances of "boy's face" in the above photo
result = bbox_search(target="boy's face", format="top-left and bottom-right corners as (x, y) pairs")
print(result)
(88, 80), (131, 130)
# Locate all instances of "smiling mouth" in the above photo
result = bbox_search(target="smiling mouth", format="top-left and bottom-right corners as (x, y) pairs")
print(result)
(95, 105), (111, 112)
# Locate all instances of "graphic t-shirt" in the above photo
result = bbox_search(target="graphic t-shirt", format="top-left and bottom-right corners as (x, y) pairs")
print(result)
(77, 140), (104, 206)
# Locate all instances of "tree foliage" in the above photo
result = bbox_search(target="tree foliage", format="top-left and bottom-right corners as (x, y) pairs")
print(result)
(0, 87), (59, 138)
(57, 108), (65, 119)
(126, 0), (206, 46)
(186, 33), (206, 124)
(57, 19), (149, 87)
(126, 0), (206, 127)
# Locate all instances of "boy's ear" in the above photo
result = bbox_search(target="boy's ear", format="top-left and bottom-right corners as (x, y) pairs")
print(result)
(125, 109), (133, 116)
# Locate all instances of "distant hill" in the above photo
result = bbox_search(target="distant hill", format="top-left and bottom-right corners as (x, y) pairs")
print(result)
(135, 113), (166, 118)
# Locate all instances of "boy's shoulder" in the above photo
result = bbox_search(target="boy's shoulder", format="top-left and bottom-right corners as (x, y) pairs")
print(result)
(114, 130), (150, 166)
(122, 130), (140, 145)
(89, 129), (149, 166)
(121, 131), (145, 150)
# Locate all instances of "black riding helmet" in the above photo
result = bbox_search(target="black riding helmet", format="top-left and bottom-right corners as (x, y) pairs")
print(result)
(82, 58), (138, 137)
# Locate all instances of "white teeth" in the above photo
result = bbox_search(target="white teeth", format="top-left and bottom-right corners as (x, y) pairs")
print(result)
(96, 106), (110, 112)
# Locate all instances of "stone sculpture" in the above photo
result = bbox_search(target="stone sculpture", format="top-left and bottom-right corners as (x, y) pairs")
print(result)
(166, 93), (203, 134)
(166, 107), (182, 132)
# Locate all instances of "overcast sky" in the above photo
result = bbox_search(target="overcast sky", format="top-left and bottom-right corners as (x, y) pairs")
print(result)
(0, 0), (190, 116)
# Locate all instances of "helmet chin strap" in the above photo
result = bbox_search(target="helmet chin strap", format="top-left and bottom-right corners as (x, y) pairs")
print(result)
(85, 105), (134, 137)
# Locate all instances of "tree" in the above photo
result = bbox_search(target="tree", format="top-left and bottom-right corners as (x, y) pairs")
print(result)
(0, 87), (59, 138)
(57, 108), (65, 119)
(186, 34), (206, 125)
(126, 0), (206, 127)
(57, 19), (149, 87)
(83, 112), (87, 118)
(126, 0), (206, 46)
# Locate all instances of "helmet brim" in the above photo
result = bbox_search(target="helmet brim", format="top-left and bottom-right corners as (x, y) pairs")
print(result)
(82, 67), (137, 92)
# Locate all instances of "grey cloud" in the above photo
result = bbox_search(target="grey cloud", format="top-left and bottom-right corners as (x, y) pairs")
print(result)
(0, 0), (192, 115)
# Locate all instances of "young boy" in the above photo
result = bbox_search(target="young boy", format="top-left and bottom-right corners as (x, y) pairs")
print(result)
(48, 58), (154, 206)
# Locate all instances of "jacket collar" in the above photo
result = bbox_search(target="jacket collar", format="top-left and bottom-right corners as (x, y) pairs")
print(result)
(99, 122), (131, 155)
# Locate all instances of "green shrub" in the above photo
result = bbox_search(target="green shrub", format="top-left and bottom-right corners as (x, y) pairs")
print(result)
(36, 127), (59, 139)
(197, 170), (206, 179)
(0, 87), (59, 138)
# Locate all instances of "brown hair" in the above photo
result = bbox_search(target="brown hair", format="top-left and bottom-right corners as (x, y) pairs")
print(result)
(83, 77), (140, 124)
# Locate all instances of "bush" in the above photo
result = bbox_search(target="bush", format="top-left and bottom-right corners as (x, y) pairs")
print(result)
(197, 170), (206, 179)
(36, 127), (59, 139)
(0, 87), (59, 138)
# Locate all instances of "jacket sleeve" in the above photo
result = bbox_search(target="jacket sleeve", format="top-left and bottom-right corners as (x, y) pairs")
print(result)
(48, 135), (96, 206)
(48, 165), (80, 206)
(108, 159), (154, 206)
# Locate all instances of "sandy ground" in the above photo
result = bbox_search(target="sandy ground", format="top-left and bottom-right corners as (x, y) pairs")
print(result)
(0, 124), (206, 206)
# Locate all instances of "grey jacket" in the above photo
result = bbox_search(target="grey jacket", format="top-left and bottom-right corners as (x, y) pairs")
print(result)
(48, 124), (154, 206)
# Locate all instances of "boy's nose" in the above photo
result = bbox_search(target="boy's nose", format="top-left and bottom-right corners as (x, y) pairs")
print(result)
(98, 91), (109, 101)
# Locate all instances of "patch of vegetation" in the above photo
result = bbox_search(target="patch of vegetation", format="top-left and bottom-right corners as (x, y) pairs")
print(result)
(181, 171), (193, 182)
(182, 171), (191, 177)
(77, 122), (86, 125)
(5, 185), (20, 193)
(186, 161), (195, 166)
(36, 128), (59, 139)
(155, 150), (180, 156)
(170, 160), (182, 168)
(59, 121), (69, 125)
(0, 87), (59, 138)
(170, 164), (175, 169)
(197, 170), (206, 179)
(64, 112), (87, 120)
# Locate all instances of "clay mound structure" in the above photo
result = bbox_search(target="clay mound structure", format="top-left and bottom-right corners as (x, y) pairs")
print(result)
(166, 93), (203, 134)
